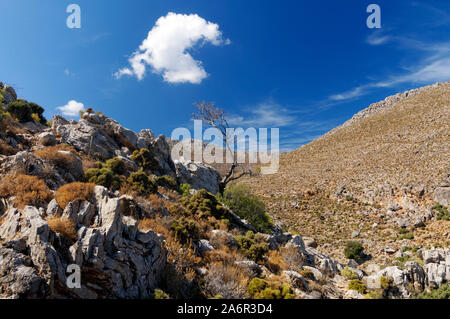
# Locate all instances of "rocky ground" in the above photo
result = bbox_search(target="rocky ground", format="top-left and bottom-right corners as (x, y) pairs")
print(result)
(0, 81), (449, 299)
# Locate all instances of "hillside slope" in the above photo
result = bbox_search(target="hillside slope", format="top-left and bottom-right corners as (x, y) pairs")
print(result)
(244, 82), (450, 266)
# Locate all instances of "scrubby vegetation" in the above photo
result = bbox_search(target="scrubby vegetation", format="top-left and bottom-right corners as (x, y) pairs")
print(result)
(348, 279), (366, 294)
(55, 182), (95, 209)
(155, 175), (178, 190)
(127, 170), (157, 195)
(170, 217), (200, 244)
(183, 189), (230, 222)
(432, 203), (449, 221)
(235, 231), (269, 262)
(0, 174), (52, 209)
(131, 148), (159, 172)
(84, 157), (126, 190)
(47, 217), (78, 241)
(35, 144), (80, 174)
(344, 241), (364, 261)
(341, 266), (359, 280)
(219, 184), (273, 233)
(247, 278), (295, 299)
(414, 284), (450, 299)
(6, 99), (46, 124)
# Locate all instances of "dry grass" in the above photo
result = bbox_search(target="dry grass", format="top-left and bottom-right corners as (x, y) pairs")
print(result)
(0, 174), (52, 209)
(47, 216), (78, 241)
(54, 182), (95, 209)
(34, 144), (78, 171)
(147, 194), (169, 214)
(204, 261), (249, 298)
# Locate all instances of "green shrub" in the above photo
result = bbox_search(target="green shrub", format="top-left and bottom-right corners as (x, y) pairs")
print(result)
(131, 148), (159, 172)
(218, 184), (273, 233)
(364, 290), (383, 299)
(415, 284), (450, 299)
(398, 233), (414, 240)
(348, 279), (366, 294)
(178, 183), (191, 197)
(344, 241), (364, 260)
(236, 231), (269, 262)
(183, 189), (230, 221)
(247, 278), (295, 299)
(170, 216), (200, 244)
(341, 266), (358, 280)
(156, 175), (178, 190)
(84, 157), (126, 190)
(127, 170), (157, 195)
(432, 203), (449, 221)
(380, 276), (393, 289)
(153, 289), (170, 299)
(6, 99), (46, 124)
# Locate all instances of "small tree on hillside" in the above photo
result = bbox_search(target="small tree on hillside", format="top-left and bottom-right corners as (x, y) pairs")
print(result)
(192, 102), (252, 193)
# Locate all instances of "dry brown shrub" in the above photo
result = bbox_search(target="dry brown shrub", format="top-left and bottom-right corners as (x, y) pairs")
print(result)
(147, 194), (169, 214)
(158, 187), (181, 201)
(47, 217), (77, 241)
(204, 261), (249, 298)
(138, 217), (171, 237)
(34, 144), (78, 171)
(0, 174), (52, 209)
(55, 182), (95, 209)
(265, 249), (288, 274)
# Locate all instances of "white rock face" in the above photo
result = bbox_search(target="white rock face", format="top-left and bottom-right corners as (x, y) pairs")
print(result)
(0, 188), (166, 299)
(433, 186), (450, 207)
(174, 159), (221, 194)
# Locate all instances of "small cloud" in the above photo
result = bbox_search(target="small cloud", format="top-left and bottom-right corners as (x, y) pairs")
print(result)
(366, 33), (391, 46)
(57, 100), (84, 117)
(228, 101), (296, 128)
(114, 12), (229, 84)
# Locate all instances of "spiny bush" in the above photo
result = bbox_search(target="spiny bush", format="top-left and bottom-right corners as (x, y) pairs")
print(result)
(432, 203), (449, 221)
(0, 174), (52, 209)
(127, 170), (157, 195)
(247, 278), (295, 299)
(47, 217), (78, 241)
(156, 175), (178, 190)
(415, 283), (450, 299)
(178, 183), (191, 197)
(170, 216), (200, 244)
(131, 148), (159, 172)
(6, 99), (46, 124)
(0, 139), (17, 155)
(204, 261), (249, 299)
(218, 183), (273, 233)
(55, 182), (95, 209)
(153, 289), (170, 299)
(348, 279), (366, 294)
(84, 157), (127, 190)
(235, 231), (269, 262)
(344, 241), (364, 261)
(341, 266), (359, 280)
(183, 189), (230, 221)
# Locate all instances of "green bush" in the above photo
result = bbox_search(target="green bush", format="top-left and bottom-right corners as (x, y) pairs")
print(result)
(170, 216), (200, 244)
(341, 267), (358, 280)
(84, 157), (126, 190)
(183, 189), (230, 221)
(6, 99), (46, 124)
(363, 290), (383, 299)
(415, 284), (450, 299)
(348, 279), (366, 294)
(380, 276), (393, 289)
(153, 289), (170, 299)
(218, 184), (273, 233)
(344, 241), (364, 261)
(127, 170), (157, 195)
(156, 175), (178, 190)
(178, 183), (191, 197)
(131, 148), (159, 172)
(247, 278), (295, 299)
(432, 203), (449, 221)
(236, 231), (269, 262)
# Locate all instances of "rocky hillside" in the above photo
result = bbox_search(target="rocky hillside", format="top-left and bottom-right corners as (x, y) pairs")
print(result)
(243, 82), (449, 289)
(0, 81), (448, 299)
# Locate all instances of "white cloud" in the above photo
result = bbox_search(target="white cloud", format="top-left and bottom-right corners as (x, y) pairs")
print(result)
(228, 102), (296, 128)
(57, 100), (84, 117)
(329, 36), (450, 102)
(115, 12), (229, 84)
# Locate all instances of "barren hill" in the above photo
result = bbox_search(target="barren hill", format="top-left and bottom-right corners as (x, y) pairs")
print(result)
(244, 82), (450, 266)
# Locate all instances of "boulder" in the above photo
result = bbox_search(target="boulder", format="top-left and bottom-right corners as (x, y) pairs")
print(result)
(174, 159), (221, 194)
(434, 186), (450, 207)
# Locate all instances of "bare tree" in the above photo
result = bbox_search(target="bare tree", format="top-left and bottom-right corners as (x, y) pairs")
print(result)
(193, 102), (252, 193)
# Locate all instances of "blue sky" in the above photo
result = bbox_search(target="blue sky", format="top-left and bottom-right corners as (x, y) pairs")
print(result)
(0, 0), (449, 151)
